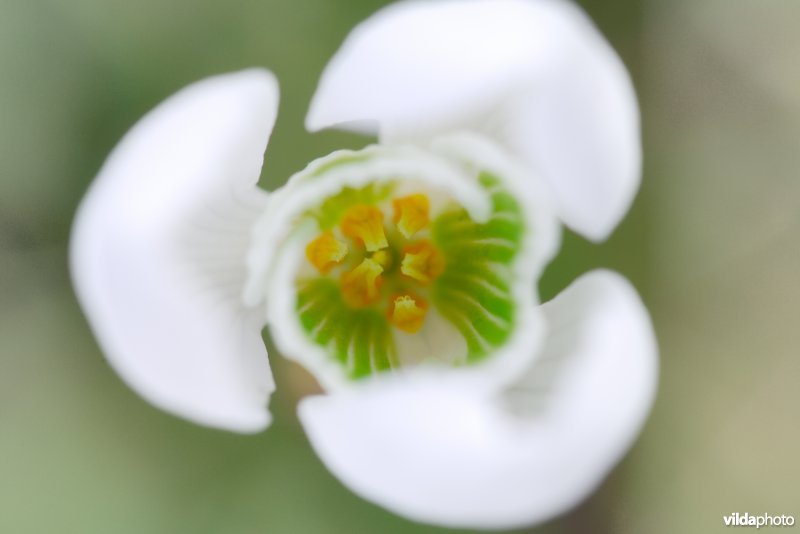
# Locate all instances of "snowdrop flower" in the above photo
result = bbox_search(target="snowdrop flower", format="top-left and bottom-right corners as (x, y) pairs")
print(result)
(71, 0), (657, 529)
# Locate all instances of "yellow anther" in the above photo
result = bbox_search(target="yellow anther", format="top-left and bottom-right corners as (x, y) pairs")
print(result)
(393, 194), (430, 238)
(305, 231), (348, 273)
(341, 205), (388, 252)
(400, 240), (445, 285)
(370, 249), (393, 270)
(341, 259), (384, 307)
(388, 294), (428, 334)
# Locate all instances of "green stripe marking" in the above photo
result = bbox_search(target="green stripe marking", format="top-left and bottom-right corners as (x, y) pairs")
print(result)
(296, 278), (397, 379)
(295, 172), (526, 379)
(431, 173), (525, 363)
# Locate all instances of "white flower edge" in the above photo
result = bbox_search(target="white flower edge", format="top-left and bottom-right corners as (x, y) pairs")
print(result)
(299, 269), (658, 529)
(306, 0), (641, 241)
(70, 69), (279, 432)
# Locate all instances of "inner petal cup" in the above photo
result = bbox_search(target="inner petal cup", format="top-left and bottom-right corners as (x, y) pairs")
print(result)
(249, 143), (551, 393)
(296, 176), (522, 378)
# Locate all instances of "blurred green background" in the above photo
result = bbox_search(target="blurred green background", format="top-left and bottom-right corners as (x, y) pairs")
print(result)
(1, 0), (798, 532)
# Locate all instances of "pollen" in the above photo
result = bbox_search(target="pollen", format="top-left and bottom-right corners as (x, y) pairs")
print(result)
(305, 231), (348, 273)
(341, 205), (388, 252)
(400, 240), (445, 285)
(393, 194), (430, 238)
(341, 258), (384, 307)
(388, 294), (428, 334)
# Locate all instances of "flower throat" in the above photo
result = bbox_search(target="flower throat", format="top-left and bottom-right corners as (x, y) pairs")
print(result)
(295, 175), (524, 379)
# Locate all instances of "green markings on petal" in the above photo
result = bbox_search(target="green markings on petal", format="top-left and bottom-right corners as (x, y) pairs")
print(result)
(431, 173), (525, 363)
(295, 171), (525, 379)
(297, 278), (397, 379)
(310, 183), (395, 230)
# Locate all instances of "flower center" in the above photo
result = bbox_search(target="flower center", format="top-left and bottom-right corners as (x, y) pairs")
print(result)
(293, 174), (525, 381)
(303, 195), (445, 330)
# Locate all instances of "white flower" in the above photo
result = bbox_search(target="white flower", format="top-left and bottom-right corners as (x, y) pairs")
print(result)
(70, 0), (657, 529)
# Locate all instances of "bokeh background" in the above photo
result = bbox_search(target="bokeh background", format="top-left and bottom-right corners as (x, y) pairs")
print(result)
(1, 0), (798, 532)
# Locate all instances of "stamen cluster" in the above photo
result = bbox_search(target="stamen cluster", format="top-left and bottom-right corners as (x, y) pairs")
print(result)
(304, 194), (444, 333)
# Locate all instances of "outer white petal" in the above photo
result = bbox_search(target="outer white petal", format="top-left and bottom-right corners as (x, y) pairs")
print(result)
(71, 70), (279, 433)
(306, 0), (641, 241)
(299, 270), (657, 528)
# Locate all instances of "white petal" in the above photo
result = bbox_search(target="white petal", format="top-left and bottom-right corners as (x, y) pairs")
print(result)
(298, 270), (657, 528)
(70, 69), (279, 433)
(306, 0), (641, 240)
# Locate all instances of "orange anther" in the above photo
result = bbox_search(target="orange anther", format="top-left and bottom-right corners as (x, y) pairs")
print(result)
(393, 194), (430, 238)
(340, 259), (384, 307)
(341, 205), (388, 252)
(305, 231), (348, 273)
(400, 240), (445, 284)
(388, 294), (428, 333)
